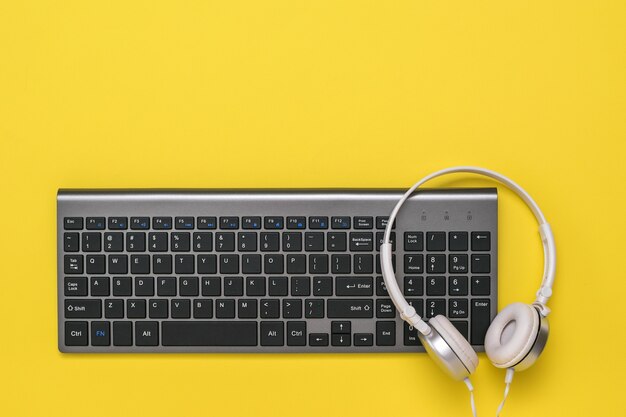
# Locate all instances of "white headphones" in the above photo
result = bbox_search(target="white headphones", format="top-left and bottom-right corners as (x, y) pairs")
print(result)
(380, 166), (556, 414)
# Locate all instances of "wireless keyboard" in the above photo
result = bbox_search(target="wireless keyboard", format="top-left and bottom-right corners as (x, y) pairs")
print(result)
(57, 189), (497, 353)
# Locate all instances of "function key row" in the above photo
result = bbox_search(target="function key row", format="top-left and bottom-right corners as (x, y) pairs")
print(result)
(64, 216), (394, 231)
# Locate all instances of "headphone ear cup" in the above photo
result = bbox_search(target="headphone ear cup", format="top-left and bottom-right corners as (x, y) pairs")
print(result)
(429, 315), (478, 374)
(484, 303), (541, 369)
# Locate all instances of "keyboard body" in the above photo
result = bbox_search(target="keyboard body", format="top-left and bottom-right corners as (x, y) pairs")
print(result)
(57, 188), (498, 353)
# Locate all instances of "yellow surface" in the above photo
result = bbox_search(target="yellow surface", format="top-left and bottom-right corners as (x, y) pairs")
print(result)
(1, 1), (624, 416)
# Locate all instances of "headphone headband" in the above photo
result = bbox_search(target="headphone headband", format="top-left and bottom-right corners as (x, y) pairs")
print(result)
(381, 166), (556, 335)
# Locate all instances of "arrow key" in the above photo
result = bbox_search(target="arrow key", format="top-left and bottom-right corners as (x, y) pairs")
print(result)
(354, 333), (373, 346)
(309, 333), (329, 346)
(331, 321), (351, 334)
(331, 333), (351, 346)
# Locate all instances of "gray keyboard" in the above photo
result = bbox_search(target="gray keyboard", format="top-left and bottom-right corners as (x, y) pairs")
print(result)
(57, 188), (498, 353)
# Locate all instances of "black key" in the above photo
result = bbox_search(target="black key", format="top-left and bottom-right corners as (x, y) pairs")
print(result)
(287, 217), (306, 230)
(426, 276), (446, 296)
(246, 276), (266, 296)
(264, 216), (283, 230)
(113, 321), (133, 346)
(309, 255), (328, 274)
(104, 232), (124, 252)
(404, 276), (423, 296)
(376, 232), (396, 251)
(193, 299), (213, 318)
(64, 255), (83, 274)
(91, 321), (110, 346)
(286, 254), (306, 274)
(135, 277), (154, 296)
(404, 232), (423, 251)
(449, 299), (469, 318)
(449, 232), (468, 251)
(108, 217), (128, 230)
(449, 254), (469, 273)
(260, 232), (280, 251)
(171, 299), (191, 318)
(282, 299), (302, 318)
(175, 254), (195, 274)
(219, 216), (239, 229)
(350, 232), (373, 251)
(193, 232), (213, 252)
(238, 232), (257, 252)
(449, 276), (468, 296)
(376, 254), (395, 274)
(471, 232), (491, 251)
(65, 299), (102, 318)
(305, 299), (324, 318)
(331, 254), (351, 274)
(148, 232), (168, 252)
(404, 254), (424, 273)
(426, 254), (446, 273)
(283, 232), (302, 251)
(354, 333), (374, 346)
(64, 217), (83, 230)
(224, 277), (243, 296)
(162, 321), (257, 346)
(335, 276), (373, 296)
(426, 232), (446, 251)
(331, 216), (351, 229)
(65, 321), (88, 345)
(327, 232), (347, 252)
(327, 299), (373, 318)
(376, 321), (396, 346)
(261, 321), (284, 346)
(149, 299), (168, 318)
(104, 299), (124, 318)
(215, 298), (235, 319)
(471, 276), (491, 295)
(65, 277), (87, 296)
(126, 233), (146, 252)
(242, 216), (261, 229)
(404, 322), (421, 346)
(376, 299), (396, 318)
(309, 333), (329, 346)
(157, 277), (176, 296)
(130, 217), (150, 230)
(354, 217), (373, 229)
(312, 276), (332, 296)
(197, 255), (217, 274)
(331, 321), (350, 334)
(175, 217), (194, 230)
(135, 321), (159, 346)
(112, 277), (132, 296)
(268, 277), (288, 296)
(238, 299), (258, 319)
(308, 216), (328, 229)
(376, 217), (393, 230)
(260, 299), (280, 318)
(86, 217), (106, 230)
(153, 217), (172, 230)
(376, 276), (389, 296)
(305, 232), (324, 251)
(407, 298), (424, 317)
(331, 334), (350, 346)
(90, 277), (110, 296)
(127, 299), (147, 318)
(152, 255), (171, 274)
(471, 255), (490, 273)
(180, 276), (199, 296)
(64, 232), (80, 252)
(291, 276), (310, 296)
(264, 254), (283, 274)
(471, 299), (491, 345)
(82, 232), (101, 252)
(287, 321), (307, 346)
(451, 321), (469, 340)
(171, 233), (190, 252)
(197, 217), (217, 229)
(131, 255), (150, 274)
(353, 254), (373, 274)
(425, 299), (446, 318)
(201, 277), (221, 296)
(86, 255), (105, 274)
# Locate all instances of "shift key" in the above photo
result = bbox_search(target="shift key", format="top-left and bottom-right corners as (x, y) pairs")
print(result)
(65, 299), (102, 318)
(327, 299), (373, 318)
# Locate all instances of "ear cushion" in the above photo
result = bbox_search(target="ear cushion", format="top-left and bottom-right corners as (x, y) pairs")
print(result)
(429, 315), (478, 373)
(485, 303), (540, 368)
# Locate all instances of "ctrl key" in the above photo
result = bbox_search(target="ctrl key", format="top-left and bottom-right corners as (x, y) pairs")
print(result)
(65, 321), (88, 346)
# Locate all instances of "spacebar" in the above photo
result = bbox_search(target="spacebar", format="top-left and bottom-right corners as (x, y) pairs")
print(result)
(162, 321), (258, 346)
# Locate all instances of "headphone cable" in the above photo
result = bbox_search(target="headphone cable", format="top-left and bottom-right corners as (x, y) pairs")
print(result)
(496, 368), (516, 416)
(463, 378), (478, 417)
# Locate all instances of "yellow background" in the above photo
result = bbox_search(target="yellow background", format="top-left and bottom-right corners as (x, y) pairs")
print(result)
(1, 1), (624, 416)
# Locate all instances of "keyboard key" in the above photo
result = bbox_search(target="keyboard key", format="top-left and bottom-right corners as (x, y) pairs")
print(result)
(471, 276), (491, 295)
(309, 216), (328, 229)
(404, 232), (423, 251)
(242, 216), (261, 229)
(261, 321), (284, 346)
(175, 254), (195, 274)
(260, 233), (279, 251)
(449, 232), (468, 251)
(148, 232), (168, 252)
(135, 321), (159, 346)
(224, 277), (243, 296)
(291, 276), (310, 296)
(64, 217), (83, 230)
(451, 321), (469, 340)
(197, 217), (217, 229)
(287, 322), (307, 346)
(426, 232), (446, 251)
(64, 232), (80, 252)
(264, 254), (284, 274)
(287, 217), (306, 229)
(260, 299), (280, 318)
(193, 232), (213, 252)
(64, 255), (83, 274)
(354, 217), (373, 229)
(404, 254), (424, 274)
(65, 299), (102, 318)
(246, 277), (266, 296)
(238, 232), (257, 252)
(109, 255), (128, 274)
(331, 334), (350, 346)
(404, 276), (423, 296)
(426, 276), (446, 296)
(171, 299), (191, 318)
(449, 299), (468, 318)
(162, 321), (257, 346)
(309, 333), (329, 346)
(376, 276), (389, 296)
(112, 277), (132, 296)
(426, 254), (446, 273)
(286, 254), (306, 274)
(131, 255), (150, 274)
(135, 277), (154, 296)
(327, 299), (373, 318)
(82, 233), (101, 252)
(65, 321), (88, 345)
(104, 232), (124, 252)
(449, 254), (468, 273)
(193, 299), (213, 318)
(471, 299), (491, 344)
(375, 232), (395, 251)
(149, 299), (168, 318)
(305, 299), (324, 318)
(331, 254), (351, 274)
(264, 216), (283, 230)
(157, 277), (176, 296)
(91, 321), (110, 346)
(86, 255), (105, 274)
(130, 217), (150, 230)
(220, 217), (239, 229)
(282, 232), (302, 251)
(86, 217), (106, 230)
(404, 322), (420, 346)
(282, 299), (302, 318)
(216, 233), (235, 251)
(425, 299), (446, 318)
(175, 217), (194, 229)
(331, 216), (351, 229)
(104, 299), (123, 318)
(238, 299), (257, 319)
(449, 276), (468, 296)
(197, 255), (217, 274)
(313, 276), (332, 296)
(350, 232), (373, 251)
(126, 233), (146, 252)
(91, 277), (110, 296)
(354, 333), (374, 346)
(241, 254), (261, 276)
(268, 276), (288, 296)
(335, 276), (373, 296)
(376, 217), (393, 230)
(353, 254), (373, 274)
(113, 321), (133, 346)
(171, 233), (191, 252)
(327, 232), (347, 251)
(305, 232), (324, 251)
(201, 277), (221, 296)
(376, 321), (396, 346)
(127, 299), (147, 318)
(216, 299), (236, 318)
(471, 255), (491, 273)
(471, 232), (491, 251)
(331, 321), (351, 334)
(376, 299), (396, 318)
(310, 255), (329, 274)
(65, 277), (87, 296)
(153, 217), (173, 230)
(108, 217), (128, 230)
